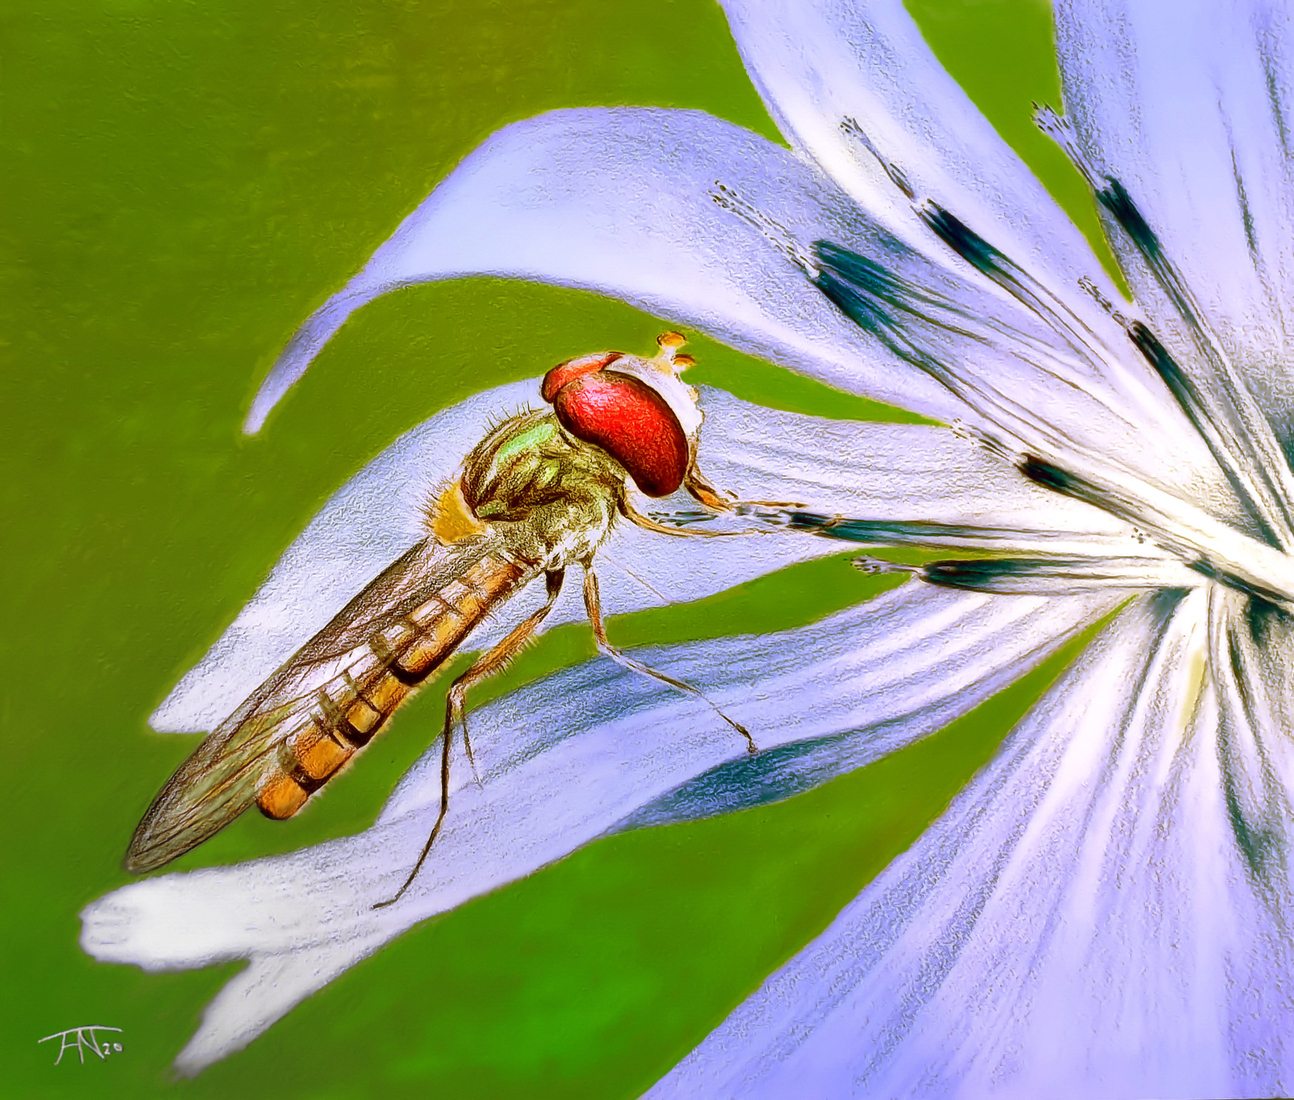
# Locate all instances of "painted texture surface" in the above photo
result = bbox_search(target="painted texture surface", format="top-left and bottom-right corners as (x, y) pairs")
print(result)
(5, 1), (1115, 1096)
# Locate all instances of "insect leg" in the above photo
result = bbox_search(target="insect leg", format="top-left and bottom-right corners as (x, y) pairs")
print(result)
(619, 495), (749, 538)
(683, 466), (735, 512)
(373, 568), (566, 908)
(620, 493), (808, 538)
(581, 565), (757, 754)
(455, 568), (566, 780)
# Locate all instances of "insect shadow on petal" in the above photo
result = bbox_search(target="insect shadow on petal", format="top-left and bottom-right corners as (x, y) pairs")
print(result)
(125, 332), (760, 907)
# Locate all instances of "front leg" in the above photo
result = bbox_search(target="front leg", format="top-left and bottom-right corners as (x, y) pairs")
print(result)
(683, 465), (736, 512)
(619, 494), (734, 538)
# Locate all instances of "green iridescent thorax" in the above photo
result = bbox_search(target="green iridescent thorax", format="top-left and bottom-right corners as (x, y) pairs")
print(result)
(460, 410), (628, 567)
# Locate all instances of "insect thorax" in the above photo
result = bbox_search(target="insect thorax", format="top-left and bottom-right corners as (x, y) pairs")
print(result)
(460, 410), (625, 568)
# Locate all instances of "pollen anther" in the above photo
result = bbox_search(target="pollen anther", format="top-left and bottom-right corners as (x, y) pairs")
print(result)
(711, 182), (819, 278)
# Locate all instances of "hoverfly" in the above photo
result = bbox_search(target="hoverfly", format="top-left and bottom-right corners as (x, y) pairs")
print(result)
(125, 333), (754, 905)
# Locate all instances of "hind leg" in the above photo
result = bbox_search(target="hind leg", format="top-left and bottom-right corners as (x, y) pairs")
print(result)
(373, 568), (566, 908)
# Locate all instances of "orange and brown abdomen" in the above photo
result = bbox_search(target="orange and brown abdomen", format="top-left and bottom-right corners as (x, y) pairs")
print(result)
(255, 550), (530, 819)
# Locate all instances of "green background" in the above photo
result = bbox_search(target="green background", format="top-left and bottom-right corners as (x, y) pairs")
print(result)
(3, 0), (1108, 1096)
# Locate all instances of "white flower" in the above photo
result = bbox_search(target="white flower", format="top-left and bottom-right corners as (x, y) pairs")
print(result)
(81, 0), (1294, 1095)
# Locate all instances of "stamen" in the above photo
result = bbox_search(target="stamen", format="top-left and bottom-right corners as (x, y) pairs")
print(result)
(1033, 104), (1096, 187)
(851, 556), (916, 577)
(1014, 452), (1294, 611)
(745, 506), (1128, 558)
(1115, 188), (1294, 545)
(1077, 276), (1128, 328)
(916, 201), (1163, 419)
(1128, 321), (1287, 548)
(811, 239), (1131, 460)
(815, 229), (1153, 475)
(826, 516), (1038, 545)
(914, 193), (1294, 558)
(839, 116), (915, 199)
(711, 182), (820, 278)
(807, 234), (1294, 607)
(810, 242), (943, 372)
(1102, 185), (1294, 546)
(915, 201), (1005, 279)
(1036, 107), (1294, 546)
(917, 554), (1200, 595)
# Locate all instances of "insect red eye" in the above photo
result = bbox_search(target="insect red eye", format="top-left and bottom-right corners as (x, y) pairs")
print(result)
(548, 371), (690, 497)
(540, 352), (622, 402)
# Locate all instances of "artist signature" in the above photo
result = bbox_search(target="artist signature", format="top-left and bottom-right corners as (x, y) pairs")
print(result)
(38, 1026), (123, 1065)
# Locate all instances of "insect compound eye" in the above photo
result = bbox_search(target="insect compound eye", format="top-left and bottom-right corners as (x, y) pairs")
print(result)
(541, 333), (704, 498)
(540, 352), (623, 402)
(549, 371), (691, 497)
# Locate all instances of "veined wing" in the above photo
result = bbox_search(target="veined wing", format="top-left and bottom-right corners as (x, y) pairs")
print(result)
(126, 533), (535, 872)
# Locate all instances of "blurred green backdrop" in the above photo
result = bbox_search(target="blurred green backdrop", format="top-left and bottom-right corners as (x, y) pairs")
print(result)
(2, 0), (1106, 1096)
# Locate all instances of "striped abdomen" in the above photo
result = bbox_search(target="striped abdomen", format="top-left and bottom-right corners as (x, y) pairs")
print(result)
(255, 549), (530, 819)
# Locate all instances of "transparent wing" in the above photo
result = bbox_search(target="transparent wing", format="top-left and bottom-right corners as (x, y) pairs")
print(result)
(125, 535), (505, 873)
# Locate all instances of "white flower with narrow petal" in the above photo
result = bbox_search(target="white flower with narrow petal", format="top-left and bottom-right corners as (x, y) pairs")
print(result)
(80, 0), (1294, 1096)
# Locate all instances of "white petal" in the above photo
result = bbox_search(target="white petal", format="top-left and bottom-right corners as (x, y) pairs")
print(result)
(154, 384), (1132, 734)
(718, 0), (1130, 354)
(652, 587), (1294, 1098)
(1055, 0), (1294, 429)
(1206, 585), (1294, 911)
(908, 552), (1204, 596)
(698, 389), (1154, 557)
(803, 232), (1233, 510)
(245, 107), (962, 433)
(82, 582), (1117, 1071)
(714, 0), (1256, 524)
(244, 107), (1227, 515)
